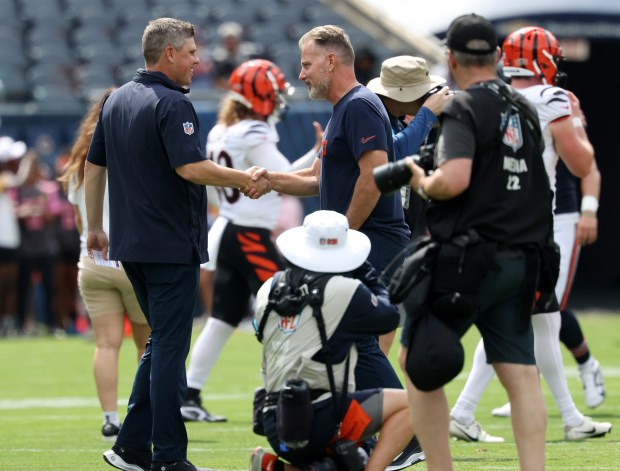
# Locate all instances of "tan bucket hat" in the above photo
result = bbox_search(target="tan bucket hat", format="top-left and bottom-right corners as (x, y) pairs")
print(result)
(367, 56), (446, 102)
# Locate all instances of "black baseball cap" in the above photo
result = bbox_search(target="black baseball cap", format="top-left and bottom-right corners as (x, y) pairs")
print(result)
(446, 13), (498, 55)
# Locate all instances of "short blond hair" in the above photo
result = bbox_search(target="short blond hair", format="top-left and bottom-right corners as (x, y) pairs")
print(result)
(142, 18), (195, 65)
(299, 25), (355, 66)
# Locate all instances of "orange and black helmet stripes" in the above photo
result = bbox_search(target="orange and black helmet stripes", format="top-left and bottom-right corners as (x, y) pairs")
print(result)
(502, 26), (564, 85)
(228, 59), (290, 117)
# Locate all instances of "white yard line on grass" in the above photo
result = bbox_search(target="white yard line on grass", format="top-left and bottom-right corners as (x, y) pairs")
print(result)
(2, 366), (620, 409)
(0, 392), (249, 409)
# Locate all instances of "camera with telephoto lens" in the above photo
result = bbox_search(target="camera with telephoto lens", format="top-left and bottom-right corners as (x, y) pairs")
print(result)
(373, 145), (435, 195)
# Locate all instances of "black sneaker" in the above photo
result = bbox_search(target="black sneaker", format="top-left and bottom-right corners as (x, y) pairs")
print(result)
(150, 460), (215, 471)
(102, 422), (121, 442)
(180, 398), (227, 423)
(385, 435), (425, 470)
(103, 444), (151, 471)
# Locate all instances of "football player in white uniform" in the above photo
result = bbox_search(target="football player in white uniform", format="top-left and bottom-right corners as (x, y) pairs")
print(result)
(554, 158), (605, 409)
(181, 59), (322, 422)
(449, 26), (611, 442)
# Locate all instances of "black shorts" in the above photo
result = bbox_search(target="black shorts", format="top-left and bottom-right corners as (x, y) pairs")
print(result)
(212, 223), (284, 326)
(442, 254), (536, 365)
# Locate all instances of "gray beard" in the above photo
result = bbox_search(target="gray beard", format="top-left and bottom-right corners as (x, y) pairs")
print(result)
(308, 78), (329, 100)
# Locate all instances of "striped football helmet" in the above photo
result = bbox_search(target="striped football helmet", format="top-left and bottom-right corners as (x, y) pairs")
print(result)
(228, 59), (294, 118)
(502, 26), (566, 85)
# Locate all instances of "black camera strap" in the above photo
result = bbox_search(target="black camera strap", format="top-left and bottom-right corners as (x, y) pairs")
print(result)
(307, 285), (351, 437)
(475, 81), (544, 155)
(257, 268), (351, 435)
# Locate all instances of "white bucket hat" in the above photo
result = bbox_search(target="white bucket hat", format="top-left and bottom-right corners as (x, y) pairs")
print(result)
(0, 136), (27, 163)
(276, 210), (371, 273)
(367, 56), (446, 103)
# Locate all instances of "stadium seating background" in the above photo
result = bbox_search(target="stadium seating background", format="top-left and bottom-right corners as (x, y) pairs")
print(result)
(0, 0), (399, 161)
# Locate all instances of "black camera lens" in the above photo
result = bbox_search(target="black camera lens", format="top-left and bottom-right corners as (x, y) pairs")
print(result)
(373, 160), (413, 194)
(277, 378), (313, 449)
(331, 439), (365, 471)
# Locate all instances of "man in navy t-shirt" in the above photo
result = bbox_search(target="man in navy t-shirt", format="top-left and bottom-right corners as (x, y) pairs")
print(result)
(264, 25), (423, 471)
(267, 25), (410, 282)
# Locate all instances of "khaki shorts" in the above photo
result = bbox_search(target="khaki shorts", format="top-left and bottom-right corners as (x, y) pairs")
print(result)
(78, 256), (147, 324)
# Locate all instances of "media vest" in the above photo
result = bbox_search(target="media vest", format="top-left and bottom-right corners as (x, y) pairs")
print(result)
(427, 81), (553, 245)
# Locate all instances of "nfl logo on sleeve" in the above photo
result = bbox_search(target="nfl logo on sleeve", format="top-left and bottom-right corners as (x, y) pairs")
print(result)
(183, 122), (195, 135)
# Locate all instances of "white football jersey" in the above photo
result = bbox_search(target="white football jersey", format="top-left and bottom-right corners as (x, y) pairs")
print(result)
(517, 85), (572, 199)
(206, 120), (291, 229)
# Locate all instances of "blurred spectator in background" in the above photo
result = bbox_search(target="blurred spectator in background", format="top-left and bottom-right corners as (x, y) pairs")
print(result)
(191, 43), (216, 90)
(0, 137), (34, 336)
(58, 87), (150, 442)
(210, 22), (262, 89)
(13, 157), (61, 335)
(53, 154), (81, 334)
(354, 45), (378, 86)
(33, 133), (61, 175)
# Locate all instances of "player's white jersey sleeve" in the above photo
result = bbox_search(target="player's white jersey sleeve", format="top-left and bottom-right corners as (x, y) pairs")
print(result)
(206, 120), (287, 229)
(518, 85), (572, 200)
(520, 85), (572, 128)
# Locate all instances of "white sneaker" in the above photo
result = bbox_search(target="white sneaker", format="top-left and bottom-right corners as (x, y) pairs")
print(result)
(564, 416), (612, 440)
(180, 398), (227, 423)
(385, 436), (425, 470)
(449, 417), (505, 443)
(491, 402), (511, 418)
(579, 358), (606, 409)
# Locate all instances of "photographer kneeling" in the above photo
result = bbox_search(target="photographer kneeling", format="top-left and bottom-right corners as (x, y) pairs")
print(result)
(251, 210), (414, 471)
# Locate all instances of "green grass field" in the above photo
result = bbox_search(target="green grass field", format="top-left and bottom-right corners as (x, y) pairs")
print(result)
(0, 312), (618, 470)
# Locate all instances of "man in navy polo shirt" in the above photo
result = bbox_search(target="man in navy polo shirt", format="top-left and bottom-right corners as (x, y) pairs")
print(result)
(85, 18), (270, 471)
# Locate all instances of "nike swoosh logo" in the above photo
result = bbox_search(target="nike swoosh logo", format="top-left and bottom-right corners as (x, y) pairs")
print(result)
(580, 426), (597, 434)
(460, 430), (478, 441)
(361, 135), (376, 144)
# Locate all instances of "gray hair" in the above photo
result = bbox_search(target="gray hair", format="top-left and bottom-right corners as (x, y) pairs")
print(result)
(299, 25), (355, 66)
(142, 18), (195, 65)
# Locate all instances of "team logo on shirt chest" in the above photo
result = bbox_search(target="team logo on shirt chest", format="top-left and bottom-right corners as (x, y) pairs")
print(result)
(183, 122), (195, 135)
(502, 113), (523, 152)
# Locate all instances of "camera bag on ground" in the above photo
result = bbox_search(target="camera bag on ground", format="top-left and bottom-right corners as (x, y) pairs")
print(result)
(255, 268), (363, 471)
